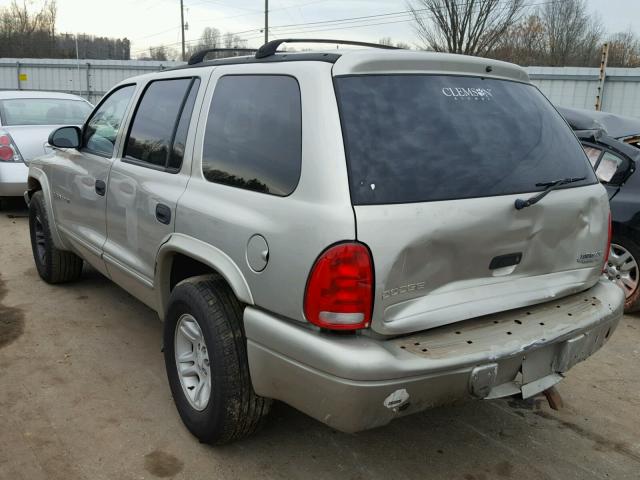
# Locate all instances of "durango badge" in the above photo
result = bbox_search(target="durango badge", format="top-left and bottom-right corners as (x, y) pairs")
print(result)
(577, 251), (603, 263)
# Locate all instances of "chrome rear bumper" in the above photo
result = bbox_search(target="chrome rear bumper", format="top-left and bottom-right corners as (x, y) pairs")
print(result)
(245, 279), (624, 433)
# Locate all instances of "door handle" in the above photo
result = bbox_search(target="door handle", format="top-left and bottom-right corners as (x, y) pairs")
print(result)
(95, 179), (106, 196)
(155, 203), (172, 225)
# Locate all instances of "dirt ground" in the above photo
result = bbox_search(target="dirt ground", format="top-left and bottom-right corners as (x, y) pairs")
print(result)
(0, 199), (639, 480)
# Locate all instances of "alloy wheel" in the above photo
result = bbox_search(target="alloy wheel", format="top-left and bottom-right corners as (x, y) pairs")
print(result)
(174, 313), (211, 411)
(607, 243), (639, 299)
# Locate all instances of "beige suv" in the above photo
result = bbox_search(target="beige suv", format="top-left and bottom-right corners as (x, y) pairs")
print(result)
(26, 39), (624, 444)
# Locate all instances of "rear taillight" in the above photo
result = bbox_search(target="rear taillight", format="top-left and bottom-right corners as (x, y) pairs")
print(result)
(603, 212), (612, 270)
(304, 242), (374, 330)
(0, 132), (22, 162)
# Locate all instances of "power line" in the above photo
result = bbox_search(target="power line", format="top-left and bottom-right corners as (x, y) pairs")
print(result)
(241, 0), (563, 40)
(130, 13), (414, 55)
(185, 0), (262, 12)
(244, 18), (417, 43)
(131, 0), (563, 56)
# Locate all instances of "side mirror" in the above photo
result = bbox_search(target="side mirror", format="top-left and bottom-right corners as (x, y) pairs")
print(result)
(48, 126), (81, 149)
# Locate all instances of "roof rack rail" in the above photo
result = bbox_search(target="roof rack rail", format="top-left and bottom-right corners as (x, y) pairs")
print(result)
(188, 48), (258, 65)
(255, 38), (401, 59)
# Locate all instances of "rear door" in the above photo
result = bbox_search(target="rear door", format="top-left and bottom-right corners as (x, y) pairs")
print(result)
(103, 74), (205, 308)
(50, 84), (136, 275)
(335, 74), (609, 335)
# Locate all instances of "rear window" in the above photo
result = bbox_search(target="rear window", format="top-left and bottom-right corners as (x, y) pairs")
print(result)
(0, 98), (92, 126)
(335, 75), (597, 205)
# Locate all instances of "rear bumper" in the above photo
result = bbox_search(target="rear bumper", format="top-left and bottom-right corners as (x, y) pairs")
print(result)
(245, 279), (624, 433)
(0, 162), (28, 197)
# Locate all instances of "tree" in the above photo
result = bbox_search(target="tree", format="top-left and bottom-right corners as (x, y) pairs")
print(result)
(491, 14), (546, 65)
(0, 0), (57, 57)
(408, 0), (525, 56)
(223, 31), (247, 49)
(148, 45), (168, 61)
(0, 0), (130, 59)
(200, 27), (221, 48)
(379, 37), (412, 49)
(183, 28), (248, 60)
(607, 30), (640, 68)
(540, 0), (602, 66)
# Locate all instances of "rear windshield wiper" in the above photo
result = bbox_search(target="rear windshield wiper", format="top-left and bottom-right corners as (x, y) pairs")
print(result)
(514, 177), (586, 210)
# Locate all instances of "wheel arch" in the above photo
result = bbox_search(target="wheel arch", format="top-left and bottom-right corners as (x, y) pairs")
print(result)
(26, 168), (68, 250)
(155, 233), (254, 321)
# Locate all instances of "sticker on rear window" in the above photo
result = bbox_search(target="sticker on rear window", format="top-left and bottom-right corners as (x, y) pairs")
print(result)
(441, 87), (493, 100)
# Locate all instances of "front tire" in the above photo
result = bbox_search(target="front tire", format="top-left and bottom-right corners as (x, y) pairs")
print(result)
(163, 276), (271, 445)
(28, 191), (83, 284)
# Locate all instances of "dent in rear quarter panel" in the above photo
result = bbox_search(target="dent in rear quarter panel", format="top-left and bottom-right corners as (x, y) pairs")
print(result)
(175, 61), (355, 323)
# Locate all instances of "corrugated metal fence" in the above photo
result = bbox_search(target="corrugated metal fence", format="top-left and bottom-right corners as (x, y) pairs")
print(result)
(1, 58), (640, 117)
(527, 67), (640, 117)
(0, 58), (181, 105)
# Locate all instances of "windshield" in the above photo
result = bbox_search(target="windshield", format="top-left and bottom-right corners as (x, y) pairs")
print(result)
(335, 75), (597, 205)
(0, 98), (92, 126)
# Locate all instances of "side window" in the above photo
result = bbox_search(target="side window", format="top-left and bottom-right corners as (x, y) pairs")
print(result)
(125, 78), (200, 170)
(169, 79), (200, 170)
(83, 85), (135, 157)
(596, 151), (627, 184)
(202, 75), (302, 196)
(583, 145), (603, 168)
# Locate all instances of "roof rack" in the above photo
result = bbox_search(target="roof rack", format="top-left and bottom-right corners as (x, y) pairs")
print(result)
(255, 38), (401, 59)
(188, 48), (258, 65)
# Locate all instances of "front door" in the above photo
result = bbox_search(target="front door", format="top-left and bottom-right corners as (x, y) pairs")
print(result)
(51, 84), (136, 274)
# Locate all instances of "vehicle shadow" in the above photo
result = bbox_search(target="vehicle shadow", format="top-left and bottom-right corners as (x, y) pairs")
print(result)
(0, 197), (29, 218)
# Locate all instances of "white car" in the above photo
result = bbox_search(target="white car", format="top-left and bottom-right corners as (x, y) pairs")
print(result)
(0, 90), (92, 204)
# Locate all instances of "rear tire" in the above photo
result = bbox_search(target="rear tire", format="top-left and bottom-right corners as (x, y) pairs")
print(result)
(608, 234), (640, 313)
(163, 276), (271, 445)
(28, 191), (83, 284)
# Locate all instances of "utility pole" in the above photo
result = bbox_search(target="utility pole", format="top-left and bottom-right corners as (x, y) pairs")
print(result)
(595, 42), (609, 112)
(264, 0), (269, 44)
(75, 34), (81, 96)
(180, 0), (186, 61)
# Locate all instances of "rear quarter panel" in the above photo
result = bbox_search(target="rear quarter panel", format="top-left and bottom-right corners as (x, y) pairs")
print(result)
(176, 61), (355, 323)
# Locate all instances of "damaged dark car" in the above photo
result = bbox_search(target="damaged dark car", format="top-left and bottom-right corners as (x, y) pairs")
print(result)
(559, 106), (640, 311)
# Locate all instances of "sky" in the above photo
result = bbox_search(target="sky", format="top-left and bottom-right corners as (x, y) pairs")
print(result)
(0, 0), (637, 58)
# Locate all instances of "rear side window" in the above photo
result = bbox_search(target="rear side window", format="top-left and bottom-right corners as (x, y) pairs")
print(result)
(583, 145), (603, 167)
(202, 75), (301, 196)
(125, 78), (200, 170)
(335, 75), (597, 205)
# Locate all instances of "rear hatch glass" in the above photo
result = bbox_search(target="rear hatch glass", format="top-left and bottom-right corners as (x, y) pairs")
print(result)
(334, 75), (596, 205)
